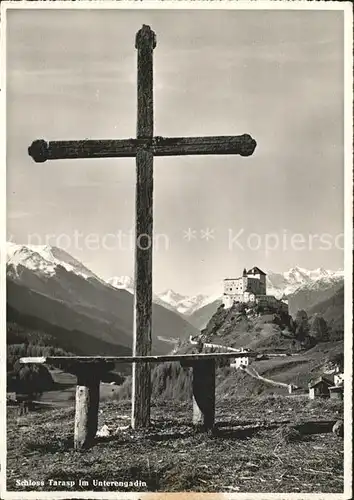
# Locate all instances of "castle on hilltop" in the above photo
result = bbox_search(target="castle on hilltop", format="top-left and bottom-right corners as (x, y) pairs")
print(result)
(223, 266), (288, 312)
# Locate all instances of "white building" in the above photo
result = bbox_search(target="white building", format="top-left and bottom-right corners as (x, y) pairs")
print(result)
(230, 355), (249, 369)
(334, 372), (344, 386)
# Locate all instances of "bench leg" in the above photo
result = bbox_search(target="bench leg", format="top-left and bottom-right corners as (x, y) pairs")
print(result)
(74, 368), (100, 449)
(18, 402), (24, 417)
(192, 359), (216, 430)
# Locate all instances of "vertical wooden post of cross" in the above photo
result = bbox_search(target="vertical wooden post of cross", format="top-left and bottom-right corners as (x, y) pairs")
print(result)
(131, 25), (156, 429)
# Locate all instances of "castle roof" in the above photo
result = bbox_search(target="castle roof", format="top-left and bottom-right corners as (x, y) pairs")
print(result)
(247, 266), (266, 276)
(224, 266), (267, 282)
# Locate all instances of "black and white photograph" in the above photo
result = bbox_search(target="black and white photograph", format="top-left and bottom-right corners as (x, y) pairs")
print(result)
(1, 1), (352, 498)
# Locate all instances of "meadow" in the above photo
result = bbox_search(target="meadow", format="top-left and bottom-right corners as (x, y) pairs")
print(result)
(7, 393), (344, 493)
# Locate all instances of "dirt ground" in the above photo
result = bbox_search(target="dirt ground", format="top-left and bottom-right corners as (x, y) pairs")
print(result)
(6, 394), (344, 493)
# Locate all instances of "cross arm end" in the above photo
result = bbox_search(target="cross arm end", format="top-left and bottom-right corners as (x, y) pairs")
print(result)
(28, 140), (49, 163)
(238, 134), (257, 157)
(135, 24), (156, 50)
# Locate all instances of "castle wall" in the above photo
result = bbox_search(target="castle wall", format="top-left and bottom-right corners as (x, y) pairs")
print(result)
(224, 277), (245, 295)
(255, 295), (288, 312)
(223, 293), (288, 312)
(223, 295), (234, 309)
(223, 293), (244, 308)
(243, 291), (256, 302)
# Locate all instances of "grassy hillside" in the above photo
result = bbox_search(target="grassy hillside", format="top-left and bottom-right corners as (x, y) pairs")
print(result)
(109, 337), (343, 404)
(215, 340), (343, 397)
(7, 305), (132, 357)
(7, 275), (198, 355)
(307, 285), (344, 339)
(199, 302), (296, 351)
(169, 296), (344, 399)
(199, 283), (344, 350)
(288, 280), (343, 315)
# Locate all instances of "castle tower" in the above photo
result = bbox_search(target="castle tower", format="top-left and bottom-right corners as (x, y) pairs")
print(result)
(246, 266), (267, 295)
(259, 272), (266, 295)
(242, 268), (248, 292)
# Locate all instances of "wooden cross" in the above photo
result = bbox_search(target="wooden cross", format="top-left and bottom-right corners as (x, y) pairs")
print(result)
(28, 25), (257, 430)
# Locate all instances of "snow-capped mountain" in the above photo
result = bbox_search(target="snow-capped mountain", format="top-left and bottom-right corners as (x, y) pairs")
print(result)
(106, 277), (184, 313)
(106, 278), (219, 316)
(156, 290), (222, 316)
(6, 242), (103, 282)
(107, 276), (134, 293)
(266, 266), (344, 298)
(158, 289), (189, 307)
(155, 267), (344, 315)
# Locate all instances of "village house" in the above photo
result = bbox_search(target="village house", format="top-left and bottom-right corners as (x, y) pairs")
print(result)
(329, 367), (344, 400)
(230, 354), (250, 369)
(329, 385), (344, 400)
(223, 266), (288, 312)
(6, 392), (17, 404)
(308, 376), (333, 399)
(334, 370), (344, 387)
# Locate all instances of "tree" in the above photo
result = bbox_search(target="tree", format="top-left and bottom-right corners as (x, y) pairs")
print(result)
(294, 310), (310, 342)
(289, 316), (296, 334)
(310, 314), (329, 342)
(12, 361), (54, 399)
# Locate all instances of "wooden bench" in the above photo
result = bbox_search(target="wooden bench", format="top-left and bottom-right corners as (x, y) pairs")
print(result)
(20, 352), (289, 449)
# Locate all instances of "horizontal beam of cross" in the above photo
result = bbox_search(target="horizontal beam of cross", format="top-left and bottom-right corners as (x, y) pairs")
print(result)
(20, 352), (291, 364)
(28, 134), (257, 163)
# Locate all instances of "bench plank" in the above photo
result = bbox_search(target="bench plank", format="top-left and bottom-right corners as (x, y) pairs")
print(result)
(20, 352), (290, 365)
(18, 351), (295, 449)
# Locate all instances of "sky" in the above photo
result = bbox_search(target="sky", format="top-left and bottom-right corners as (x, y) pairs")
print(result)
(6, 8), (345, 295)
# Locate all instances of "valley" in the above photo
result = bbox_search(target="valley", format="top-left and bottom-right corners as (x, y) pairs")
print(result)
(6, 243), (345, 403)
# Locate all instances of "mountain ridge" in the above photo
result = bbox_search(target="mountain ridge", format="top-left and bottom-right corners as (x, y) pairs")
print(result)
(7, 243), (344, 337)
(6, 243), (198, 356)
(107, 265), (343, 317)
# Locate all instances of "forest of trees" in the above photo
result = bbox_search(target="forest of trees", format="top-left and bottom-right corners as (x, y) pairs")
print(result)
(293, 310), (329, 347)
(7, 322), (74, 397)
(114, 362), (192, 402)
